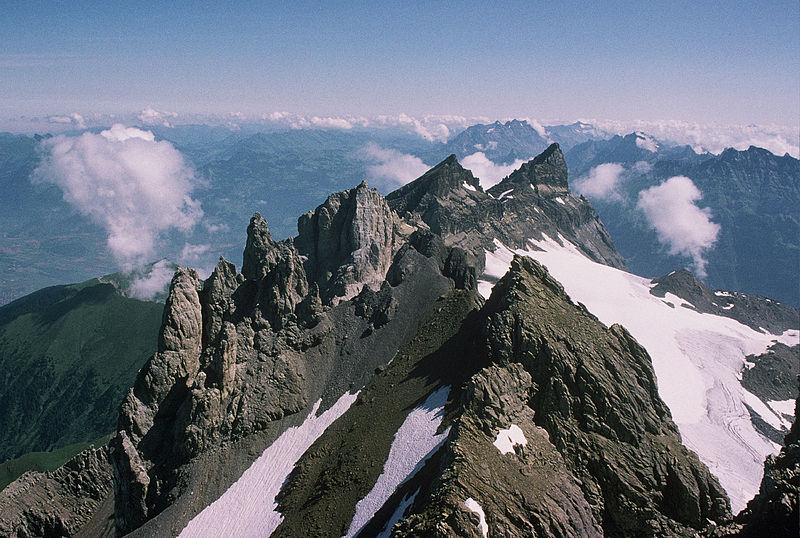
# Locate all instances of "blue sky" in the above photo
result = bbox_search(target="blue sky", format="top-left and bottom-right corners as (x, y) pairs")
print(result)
(2, 1), (798, 125)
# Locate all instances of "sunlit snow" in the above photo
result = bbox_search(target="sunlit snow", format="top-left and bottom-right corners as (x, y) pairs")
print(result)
(345, 386), (451, 538)
(180, 392), (359, 537)
(464, 497), (489, 537)
(493, 424), (527, 455)
(463, 181), (477, 192)
(477, 234), (799, 513)
(768, 399), (797, 419)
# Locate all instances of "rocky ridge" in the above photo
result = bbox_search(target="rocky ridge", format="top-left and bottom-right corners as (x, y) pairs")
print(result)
(387, 143), (625, 273)
(0, 444), (114, 537)
(393, 257), (730, 537)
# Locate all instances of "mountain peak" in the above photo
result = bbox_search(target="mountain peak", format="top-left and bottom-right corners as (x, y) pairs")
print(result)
(386, 154), (481, 217)
(491, 142), (568, 195)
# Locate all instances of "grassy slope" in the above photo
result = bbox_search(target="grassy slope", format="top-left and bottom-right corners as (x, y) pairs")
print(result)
(0, 280), (163, 462)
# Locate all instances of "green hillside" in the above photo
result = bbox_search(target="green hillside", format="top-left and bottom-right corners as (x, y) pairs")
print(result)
(0, 278), (163, 463)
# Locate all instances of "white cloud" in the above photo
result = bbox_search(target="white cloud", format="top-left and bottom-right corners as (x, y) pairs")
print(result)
(180, 243), (211, 262)
(461, 152), (527, 189)
(587, 118), (799, 158)
(359, 142), (429, 189)
(128, 259), (175, 301)
(34, 124), (202, 267)
(636, 176), (720, 277)
(309, 116), (353, 129)
(573, 163), (626, 200)
(138, 107), (178, 127)
(47, 113), (86, 129)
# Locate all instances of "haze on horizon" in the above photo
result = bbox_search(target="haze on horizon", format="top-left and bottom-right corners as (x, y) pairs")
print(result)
(1, 1), (798, 128)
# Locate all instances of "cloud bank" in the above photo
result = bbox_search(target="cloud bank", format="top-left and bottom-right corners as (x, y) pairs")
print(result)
(636, 176), (720, 277)
(358, 142), (429, 190)
(461, 152), (527, 189)
(34, 124), (203, 267)
(573, 163), (626, 200)
(587, 119), (799, 158)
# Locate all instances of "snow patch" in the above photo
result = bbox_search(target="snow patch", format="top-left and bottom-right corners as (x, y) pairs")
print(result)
(554, 196), (566, 205)
(498, 189), (514, 199)
(715, 291), (733, 297)
(722, 304), (734, 310)
(477, 234), (794, 512)
(463, 498), (488, 537)
(493, 424), (527, 455)
(635, 132), (659, 152)
(180, 392), (359, 537)
(768, 399), (796, 418)
(463, 181), (477, 192)
(345, 386), (451, 537)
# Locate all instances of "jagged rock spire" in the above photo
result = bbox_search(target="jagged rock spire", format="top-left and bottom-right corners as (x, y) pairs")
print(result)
(386, 154), (481, 216)
(490, 142), (568, 196)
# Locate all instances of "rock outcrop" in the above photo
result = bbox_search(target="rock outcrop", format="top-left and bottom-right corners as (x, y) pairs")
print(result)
(387, 145), (626, 271)
(0, 445), (114, 537)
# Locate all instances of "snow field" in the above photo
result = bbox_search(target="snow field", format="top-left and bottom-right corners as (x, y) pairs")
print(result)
(179, 391), (359, 537)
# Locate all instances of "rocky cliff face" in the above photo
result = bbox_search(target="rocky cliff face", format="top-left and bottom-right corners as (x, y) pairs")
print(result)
(0, 444), (114, 537)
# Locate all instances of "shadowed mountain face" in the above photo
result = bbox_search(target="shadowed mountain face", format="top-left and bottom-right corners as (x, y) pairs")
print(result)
(0, 144), (796, 537)
(566, 139), (800, 307)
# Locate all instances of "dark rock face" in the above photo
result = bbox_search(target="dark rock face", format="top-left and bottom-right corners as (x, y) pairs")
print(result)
(388, 145), (626, 272)
(395, 256), (731, 537)
(742, 343), (800, 403)
(0, 445), (114, 537)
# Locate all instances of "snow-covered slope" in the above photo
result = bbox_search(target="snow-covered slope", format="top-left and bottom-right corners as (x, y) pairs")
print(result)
(345, 386), (451, 537)
(478, 234), (798, 513)
(180, 392), (359, 537)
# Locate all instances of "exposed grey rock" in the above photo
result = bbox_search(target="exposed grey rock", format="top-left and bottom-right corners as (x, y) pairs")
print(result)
(387, 146), (625, 272)
(741, 343), (799, 403)
(296, 181), (398, 304)
(0, 445), (113, 538)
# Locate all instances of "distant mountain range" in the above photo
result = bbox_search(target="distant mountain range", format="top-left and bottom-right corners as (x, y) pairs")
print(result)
(564, 134), (800, 306)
